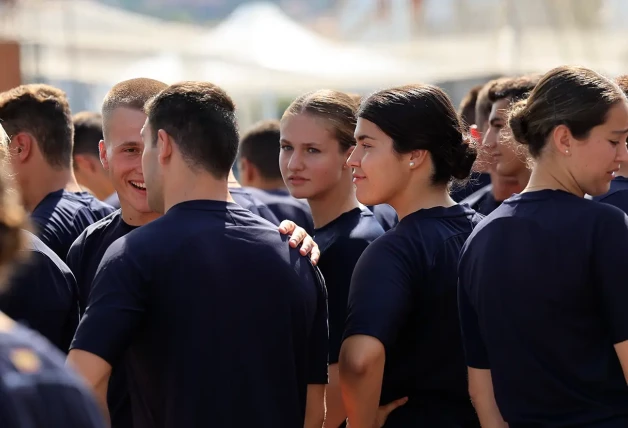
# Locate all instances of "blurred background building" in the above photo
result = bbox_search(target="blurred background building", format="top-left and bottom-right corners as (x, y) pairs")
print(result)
(1, 0), (626, 128)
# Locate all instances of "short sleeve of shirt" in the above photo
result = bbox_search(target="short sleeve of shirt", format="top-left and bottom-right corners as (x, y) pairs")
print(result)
(66, 235), (87, 311)
(593, 207), (628, 344)
(457, 277), (490, 369)
(308, 264), (329, 385)
(70, 237), (147, 365)
(318, 239), (369, 364)
(343, 236), (413, 349)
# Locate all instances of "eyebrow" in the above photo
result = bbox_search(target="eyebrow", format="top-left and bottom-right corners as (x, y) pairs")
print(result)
(489, 117), (504, 125)
(279, 138), (320, 146)
(611, 128), (628, 134)
(355, 134), (375, 141)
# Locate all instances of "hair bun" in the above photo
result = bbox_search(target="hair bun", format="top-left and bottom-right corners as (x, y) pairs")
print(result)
(508, 99), (530, 146)
(449, 136), (477, 180)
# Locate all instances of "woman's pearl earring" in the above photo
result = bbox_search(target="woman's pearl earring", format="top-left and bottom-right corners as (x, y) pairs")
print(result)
(409, 162), (415, 167)
(565, 150), (569, 155)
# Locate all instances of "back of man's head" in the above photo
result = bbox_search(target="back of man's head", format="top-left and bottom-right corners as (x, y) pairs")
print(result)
(238, 120), (281, 181)
(101, 78), (168, 138)
(72, 111), (103, 159)
(0, 84), (73, 169)
(458, 84), (483, 131)
(144, 81), (239, 179)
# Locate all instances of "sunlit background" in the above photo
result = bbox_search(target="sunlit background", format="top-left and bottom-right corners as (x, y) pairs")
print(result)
(1, 0), (626, 129)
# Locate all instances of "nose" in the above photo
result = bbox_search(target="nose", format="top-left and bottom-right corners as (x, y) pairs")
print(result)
(286, 150), (305, 172)
(347, 145), (362, 168)
(617, 142), (628, 164)
(483, 128), (496, 149)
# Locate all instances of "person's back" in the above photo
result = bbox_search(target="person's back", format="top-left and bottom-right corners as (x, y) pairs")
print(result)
(592, 176), (628, 213)
(0, 230), (78, 353)
(31, 189), (115, 261)
(459, 191), (628, 425)
(346, 205), (482, 426)
(73, 201), (327, 427)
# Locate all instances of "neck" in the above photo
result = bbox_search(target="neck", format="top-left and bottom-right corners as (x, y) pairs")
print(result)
(23, 167), (82, 212)
(120, 205), (161, 227)
(246, 178), (287, 192)
(522, 159), (583, 197)
(490, 168), (530, 202)
(164, 170), (233, 213)
(227, 169), (240, 188)
(388, 181), (455, 221)
(308, 177), (360, 229)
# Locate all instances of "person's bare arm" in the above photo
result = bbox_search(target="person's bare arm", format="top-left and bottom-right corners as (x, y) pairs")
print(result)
(468, 368), (508, 428)
(305, 384), (326, 428)
(614, 341), (628, 384)
(67, 350), (113, 425)
(278, 220), (320, 265)
(323, 364), (345, 428)
(339, 335), (385, 428)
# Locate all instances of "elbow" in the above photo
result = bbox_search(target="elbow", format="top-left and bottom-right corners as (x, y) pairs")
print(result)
(338, 346), (380, 377)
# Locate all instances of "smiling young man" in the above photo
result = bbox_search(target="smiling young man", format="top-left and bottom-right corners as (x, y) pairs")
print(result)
(68, 81), (328, 428)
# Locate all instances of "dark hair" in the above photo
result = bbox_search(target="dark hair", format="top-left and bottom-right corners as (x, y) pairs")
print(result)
(144, 81), (239, 179)
(488, 74), (541, 104)
(0, 84), (73, 169)
(359, 84), (476, 185)
(509, 66), (626, 158)
(458, 84), (483, 131)
(238, 120), (281, 180)
(615, 75), (628, 96)
(72, 111), (103, 158)
(282, 89), (357, 152)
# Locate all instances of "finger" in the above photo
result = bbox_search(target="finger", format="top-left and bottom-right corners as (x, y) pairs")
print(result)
(278, 220), (296, 235)
(384, 397), (408, 412)
(309, 246), (320, 266)
(299, 236), (314, 256)
(290, 228), (306, 248)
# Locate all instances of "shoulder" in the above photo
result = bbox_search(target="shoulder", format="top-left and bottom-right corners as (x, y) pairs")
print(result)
(460, 184), (493, 209)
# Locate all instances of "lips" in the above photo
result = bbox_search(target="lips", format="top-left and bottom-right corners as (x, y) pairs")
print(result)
(288, 176), (309, 185)
(352, 174), (366, 183)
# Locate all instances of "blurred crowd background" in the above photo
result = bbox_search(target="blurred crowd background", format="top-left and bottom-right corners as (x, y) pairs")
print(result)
(0, 0), (627, 131)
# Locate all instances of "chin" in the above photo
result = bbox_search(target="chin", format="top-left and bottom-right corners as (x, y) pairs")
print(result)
(285, 187), (310, 200)
(355, 187), (383, 207)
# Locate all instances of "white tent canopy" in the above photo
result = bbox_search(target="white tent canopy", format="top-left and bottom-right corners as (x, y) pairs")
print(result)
(193, 2), (454, 89)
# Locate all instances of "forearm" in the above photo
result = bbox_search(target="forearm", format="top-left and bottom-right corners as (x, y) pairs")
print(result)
(471, 396), (508, 428)
(339, 367), (382, 428)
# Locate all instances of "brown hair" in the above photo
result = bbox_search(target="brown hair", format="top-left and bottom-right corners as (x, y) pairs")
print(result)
(0, 124), (29, 289)
(72, 111), (103, 158)
(615, 75), (628, 96)
(359, 84), (476, 185)
(238, 120), (282, 180)
(509, 66), (626, 158)
(458, 84), (483, 131)
(0, 84), (73, 169)
(144, 81), (239, 179)
(282, 89), (357, 152)
(488, 74), (541, 104)
(101, 78), (167, 138)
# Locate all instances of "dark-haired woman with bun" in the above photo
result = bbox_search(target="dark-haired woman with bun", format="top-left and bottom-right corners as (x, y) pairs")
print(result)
(339, 84), (482, 428)
(459, 65), (628, 428)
